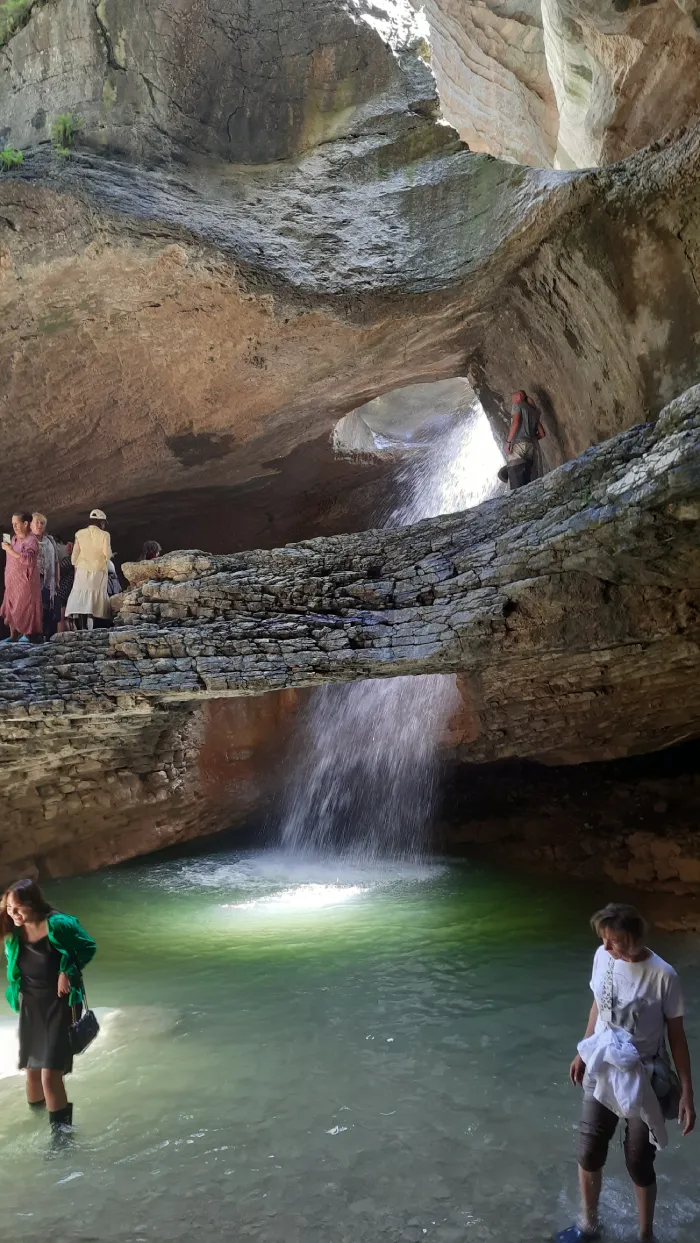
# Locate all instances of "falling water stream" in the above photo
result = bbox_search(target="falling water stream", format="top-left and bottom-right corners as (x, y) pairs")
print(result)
(278, 404), (504, 858)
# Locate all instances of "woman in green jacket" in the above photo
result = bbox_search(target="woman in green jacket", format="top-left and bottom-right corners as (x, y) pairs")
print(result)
(1, 878), (96, 1132)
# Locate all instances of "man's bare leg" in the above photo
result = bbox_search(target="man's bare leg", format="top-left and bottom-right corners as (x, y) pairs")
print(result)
(578, 1166), (602, 1235)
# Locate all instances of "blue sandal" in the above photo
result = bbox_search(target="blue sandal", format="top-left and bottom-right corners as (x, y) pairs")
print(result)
(554, 1228), (600, 1243)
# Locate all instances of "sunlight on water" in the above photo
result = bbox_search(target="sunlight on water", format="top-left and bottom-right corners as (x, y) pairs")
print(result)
(223, 882), (367, 912)
(279, 402), (504, 859)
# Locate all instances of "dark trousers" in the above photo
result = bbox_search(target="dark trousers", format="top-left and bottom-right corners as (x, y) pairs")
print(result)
(41, 586), (58, 638)
(507, 456), (534, 490)
(579, 1095), (657, 1188)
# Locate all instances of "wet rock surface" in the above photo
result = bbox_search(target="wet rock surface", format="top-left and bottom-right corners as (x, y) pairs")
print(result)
(2, 0), (700, 884)
(1, 385), (699, 737)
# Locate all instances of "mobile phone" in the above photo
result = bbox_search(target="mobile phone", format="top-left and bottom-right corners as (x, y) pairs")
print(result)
(2, 534), (11, 544)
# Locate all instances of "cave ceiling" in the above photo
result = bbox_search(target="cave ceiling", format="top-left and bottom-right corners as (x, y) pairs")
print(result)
(1, 0), (700, 554)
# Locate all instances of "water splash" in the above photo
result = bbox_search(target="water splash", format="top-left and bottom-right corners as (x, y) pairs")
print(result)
(278, 400), (503, 860)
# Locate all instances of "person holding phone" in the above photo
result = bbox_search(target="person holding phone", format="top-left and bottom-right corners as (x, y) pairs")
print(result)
(0, 511), (42, 644)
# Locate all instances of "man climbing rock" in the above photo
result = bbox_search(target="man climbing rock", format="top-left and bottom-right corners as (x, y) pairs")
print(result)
(505, 390), (546, 488)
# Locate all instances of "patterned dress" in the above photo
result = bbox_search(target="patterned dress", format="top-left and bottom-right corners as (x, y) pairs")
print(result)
(1, 533), (42, 635)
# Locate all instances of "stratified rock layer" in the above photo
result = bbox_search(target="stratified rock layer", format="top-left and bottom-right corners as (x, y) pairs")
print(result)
(419, 0), (700, 168)
(0, 385), (698, 881)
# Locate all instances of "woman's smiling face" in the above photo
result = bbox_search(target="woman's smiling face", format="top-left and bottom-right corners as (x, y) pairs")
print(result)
(5, 896), (35, 927)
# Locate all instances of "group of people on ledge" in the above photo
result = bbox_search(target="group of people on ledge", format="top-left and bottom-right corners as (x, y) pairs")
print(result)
(0, 508), (162, 644)
(0, 389), (546, 645)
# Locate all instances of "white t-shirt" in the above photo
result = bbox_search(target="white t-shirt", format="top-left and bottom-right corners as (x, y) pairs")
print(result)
(590, 946), (684, 1061)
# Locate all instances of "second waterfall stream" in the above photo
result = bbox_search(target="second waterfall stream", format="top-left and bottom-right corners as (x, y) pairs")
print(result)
(277, 403), (503, 860)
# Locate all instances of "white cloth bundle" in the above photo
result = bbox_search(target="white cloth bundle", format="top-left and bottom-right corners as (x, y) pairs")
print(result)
(579, 1026), (667, 1149)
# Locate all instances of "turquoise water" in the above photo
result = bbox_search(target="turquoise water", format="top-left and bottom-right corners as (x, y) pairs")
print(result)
(1, 850), (699, 1243)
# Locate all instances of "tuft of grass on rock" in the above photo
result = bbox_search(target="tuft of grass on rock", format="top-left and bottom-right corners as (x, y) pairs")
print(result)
(0, 146), (24, 170)
(51, 111), (81, 155)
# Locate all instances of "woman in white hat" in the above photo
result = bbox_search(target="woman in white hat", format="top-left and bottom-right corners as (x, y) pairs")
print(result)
(65, 510), (112, 629)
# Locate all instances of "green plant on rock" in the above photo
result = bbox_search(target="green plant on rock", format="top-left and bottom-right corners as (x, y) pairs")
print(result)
(51, 111), (81, 155)
(0, 146), (23, 170)
(0, 0), (35, 48)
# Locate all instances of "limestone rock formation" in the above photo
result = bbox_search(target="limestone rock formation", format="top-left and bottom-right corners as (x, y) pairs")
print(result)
(2, 0), (700, 546)
(419, 0), (700, 168)
(415, 0), (559, 165)
(0, 693), (302, 883)
(0, 384), (698, 881)
(1, 0), (429, 162)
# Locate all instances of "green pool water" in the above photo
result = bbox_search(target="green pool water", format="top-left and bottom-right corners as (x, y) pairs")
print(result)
(1, 850), (698, 1243)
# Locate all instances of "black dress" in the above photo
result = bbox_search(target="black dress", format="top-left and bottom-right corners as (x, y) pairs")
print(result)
(18, 936), (73, 1074)
(56, 555), (74, 608)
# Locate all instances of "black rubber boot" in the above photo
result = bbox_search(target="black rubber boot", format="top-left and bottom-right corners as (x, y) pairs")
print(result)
(28, 1098), (46, 1110)
(49, 1102), (73, 1145)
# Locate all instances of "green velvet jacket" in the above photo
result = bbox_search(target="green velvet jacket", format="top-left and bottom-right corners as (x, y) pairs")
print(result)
(4, 912), (97, 1013)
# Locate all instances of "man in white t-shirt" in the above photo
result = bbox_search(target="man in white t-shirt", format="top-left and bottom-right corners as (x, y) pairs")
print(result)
(556, 903), (695, 1243)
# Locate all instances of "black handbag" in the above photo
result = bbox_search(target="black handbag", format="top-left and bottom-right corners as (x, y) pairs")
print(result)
(69, 976), (100, 1055)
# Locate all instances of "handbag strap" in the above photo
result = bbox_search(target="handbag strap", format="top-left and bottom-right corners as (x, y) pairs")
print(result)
(69, 958), (89, 1009)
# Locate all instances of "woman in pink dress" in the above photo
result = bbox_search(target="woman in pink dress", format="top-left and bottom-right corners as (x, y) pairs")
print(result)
(1, 512), (42, 644)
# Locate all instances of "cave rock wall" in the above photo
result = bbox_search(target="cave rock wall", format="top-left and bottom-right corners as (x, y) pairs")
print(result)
(418, 0), (700, 168)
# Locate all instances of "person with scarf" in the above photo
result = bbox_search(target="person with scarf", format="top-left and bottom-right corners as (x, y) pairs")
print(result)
(31, 512), (60, 638)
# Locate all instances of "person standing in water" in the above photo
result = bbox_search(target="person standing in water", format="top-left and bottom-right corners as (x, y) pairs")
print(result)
(2, 879), (96, 1135)
(505, 390), (546, 489)
(556, 903), (695, 1243)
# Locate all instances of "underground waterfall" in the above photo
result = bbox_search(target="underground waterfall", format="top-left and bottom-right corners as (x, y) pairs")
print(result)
(278, 403), (503, 860)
